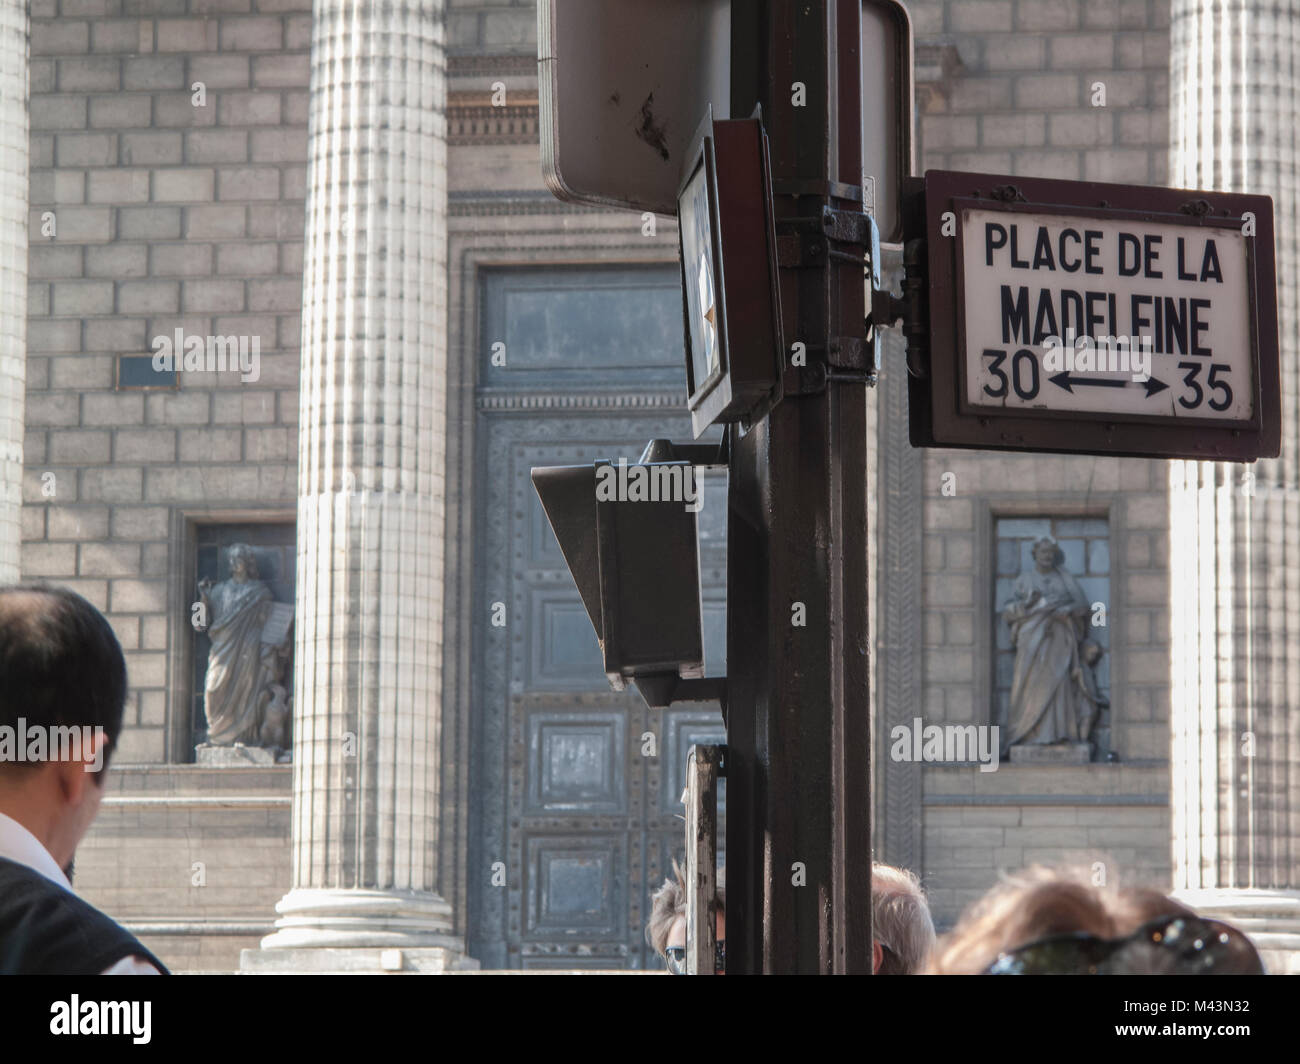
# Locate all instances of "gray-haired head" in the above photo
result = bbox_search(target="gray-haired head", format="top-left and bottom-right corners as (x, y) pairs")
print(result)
(872, 863), (936, 974)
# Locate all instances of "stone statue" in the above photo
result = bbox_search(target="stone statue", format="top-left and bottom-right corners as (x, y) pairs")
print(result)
(1000, 536), (1108, 759)
(197, 544), (293, 760)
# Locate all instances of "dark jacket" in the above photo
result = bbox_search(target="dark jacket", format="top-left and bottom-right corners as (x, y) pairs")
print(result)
(0, 856), (170, 975)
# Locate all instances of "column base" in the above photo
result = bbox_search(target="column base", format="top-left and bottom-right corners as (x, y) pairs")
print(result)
(240, 946), (479, 974)
(242, 887), (476, 972)
(1172, 887), (1300, 975)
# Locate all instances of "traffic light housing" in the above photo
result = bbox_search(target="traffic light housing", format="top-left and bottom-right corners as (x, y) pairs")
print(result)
(531, 459), (706, 705)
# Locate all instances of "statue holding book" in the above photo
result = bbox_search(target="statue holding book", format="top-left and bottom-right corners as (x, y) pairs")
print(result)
(1000, 536), (1108, 761)
(197, 543), (293, 758)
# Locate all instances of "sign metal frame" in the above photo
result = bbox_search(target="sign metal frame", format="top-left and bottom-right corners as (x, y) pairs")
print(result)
(860, 0), (916, 245)
(538, 0), (731, 217)
(909, 170), (1280, 462)
(677, 112), (784, 438)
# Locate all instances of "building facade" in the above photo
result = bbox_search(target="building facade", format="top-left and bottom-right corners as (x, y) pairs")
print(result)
(4, 0), (1295, 971)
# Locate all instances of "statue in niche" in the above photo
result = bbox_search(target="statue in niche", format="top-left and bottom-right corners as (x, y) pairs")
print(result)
(197, 543), (293, 761)
(1000, 536), (1109, 759)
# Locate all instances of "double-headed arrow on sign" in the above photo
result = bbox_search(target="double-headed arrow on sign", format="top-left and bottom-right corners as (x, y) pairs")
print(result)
(1049, 372), (1169, 398)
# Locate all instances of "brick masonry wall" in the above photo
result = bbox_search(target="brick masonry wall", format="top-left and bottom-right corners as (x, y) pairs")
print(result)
(913, 0), (1170, 183)
(909, 0), (1175, 925)
(447, 0), (535, 53)
(921, 763), (1171, 923)
(75, 765), (291, 973)
(23, 0), (311, 764)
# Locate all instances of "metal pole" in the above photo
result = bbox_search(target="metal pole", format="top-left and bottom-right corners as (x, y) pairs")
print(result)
(726, 0), (872, 974)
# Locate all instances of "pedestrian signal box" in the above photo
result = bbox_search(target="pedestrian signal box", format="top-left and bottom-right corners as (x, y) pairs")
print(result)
(531, 460), (705, 706)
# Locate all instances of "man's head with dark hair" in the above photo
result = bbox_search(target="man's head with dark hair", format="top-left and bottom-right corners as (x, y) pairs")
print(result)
(0, 585), (127, 770)
(0, 585), (129, 874)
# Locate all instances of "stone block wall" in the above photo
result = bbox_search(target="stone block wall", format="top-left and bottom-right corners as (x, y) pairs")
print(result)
(921, 764), (1171, 921)
(912, 0), (1170, 184)
(24, 0), (311, 974)
(24, 0), (311, 764)
(906, 0), (1176, 927)
(75, 765), (291, 973)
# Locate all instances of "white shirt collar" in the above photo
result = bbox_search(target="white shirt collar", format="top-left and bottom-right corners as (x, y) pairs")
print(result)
(0, 810), (74, 892)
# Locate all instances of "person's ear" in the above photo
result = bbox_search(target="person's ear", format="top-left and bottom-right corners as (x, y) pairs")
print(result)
(872, 940), (883, 974)
(55, 753), (91, 810)
(57, 729), (108, 805)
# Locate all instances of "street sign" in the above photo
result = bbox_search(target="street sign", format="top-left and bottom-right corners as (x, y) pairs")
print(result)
(860, 0), (915, 244)
(678, 113), (783, 437)
(908, 170), (1280, 461)
(538, 0), (730, 216)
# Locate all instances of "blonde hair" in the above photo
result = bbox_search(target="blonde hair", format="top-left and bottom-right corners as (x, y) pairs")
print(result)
(644, 859), (725, 958)
(929, 865), (1195, 974)
(646, 862), (684, 957)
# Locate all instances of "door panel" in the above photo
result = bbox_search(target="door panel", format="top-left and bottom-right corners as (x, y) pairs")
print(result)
(469, 265), (725, 969)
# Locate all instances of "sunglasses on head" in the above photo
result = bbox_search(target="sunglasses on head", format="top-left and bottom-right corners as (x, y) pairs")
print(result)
(664, 940), (725, 975)
(984, 914), (1264, 975)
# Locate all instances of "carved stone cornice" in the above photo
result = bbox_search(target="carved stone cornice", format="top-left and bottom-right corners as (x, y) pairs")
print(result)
(475, 390), (686, 411)
(447, 53), (537, 79)
(447, 191), (592, 217)
(448, 90), (540, 144)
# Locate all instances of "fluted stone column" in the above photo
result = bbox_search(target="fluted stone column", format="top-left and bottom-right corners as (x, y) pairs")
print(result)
(243, 0), (469, 973)
(0, 2), (27, 583)
(1168, 0), (1300, 973)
